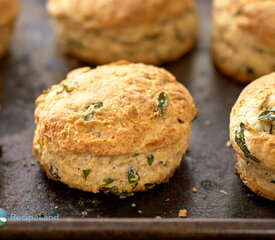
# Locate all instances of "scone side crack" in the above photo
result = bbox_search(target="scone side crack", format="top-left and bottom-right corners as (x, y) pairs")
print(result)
(235, 122), (260, 163)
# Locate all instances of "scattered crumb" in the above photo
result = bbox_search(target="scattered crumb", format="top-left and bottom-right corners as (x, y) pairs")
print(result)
(37, 179), (42, 184)
(204, 120), (211, 126)
(155, 216), (162, 219)
(131, 203), (136, 207)
(219, 190), (228, 195)
(22, 161), (27, 167)
(138, 210), (143, 214)
(81, 211), (88, 216)
(97, 215), (102, 218)
(54, 206), (58, 209)
(30, 161), (35, 166)
(178, 209), (187, 218)
(192, 187), (197, 193)
(165, 198), (170, 202)
(226, 140), (232, 148)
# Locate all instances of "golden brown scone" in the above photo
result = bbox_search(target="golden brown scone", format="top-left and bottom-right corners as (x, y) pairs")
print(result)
(230, 72), (275, 200)
(0, 0), (20, 59)
(33, 61), (197, 197)
(47, 0), (199, 65)
(212, 0), (275, 83)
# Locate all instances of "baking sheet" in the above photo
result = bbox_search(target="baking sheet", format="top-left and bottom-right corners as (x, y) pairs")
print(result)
(0, 0), (274, 225)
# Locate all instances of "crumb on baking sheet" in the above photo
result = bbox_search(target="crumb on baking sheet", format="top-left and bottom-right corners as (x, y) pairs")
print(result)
(55, 206), (58, 209)
(219, 190), (228, 195)
(165, 198), (170, 202)
(155, 216), (162, 219)
(138, 210), (143, 214)
(81, 211), (88, 216)
(226, 140), (232, 148)
(30, 161), (35, 166)
(131, 203), (136, 207)
(37, 179), (42, 183)
(22, 161), (27, 167)
(178, 209), (187, 218)
(192, 187), (197, 193)
(204, 120), (211, 126)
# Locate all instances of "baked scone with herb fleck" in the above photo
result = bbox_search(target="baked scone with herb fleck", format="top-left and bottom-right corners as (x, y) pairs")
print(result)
(212, 0), (275, 83)
(47, 0), (199, 65)
(230, 72), (275, 200)
(0, 0), (19, 59)
(33, 61), (197, 197)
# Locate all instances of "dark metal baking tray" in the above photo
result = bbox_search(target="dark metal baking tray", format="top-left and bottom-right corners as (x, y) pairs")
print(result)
(0, 0), (274, 239)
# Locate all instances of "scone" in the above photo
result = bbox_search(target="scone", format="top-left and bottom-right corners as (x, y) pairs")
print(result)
(0, 0), (19, 59)
(33, 61), (197, 197)
(230, 72), (275, 200)
(47, 0), (199, 65)
(212, 0), (275, 83)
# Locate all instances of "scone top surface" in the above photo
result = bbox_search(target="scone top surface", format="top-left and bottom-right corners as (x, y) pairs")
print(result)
(0, 0), (20, 26)
(35, 61), (197, 156)
(214, 0), (275, 48)
(47, 0), (195, 29)
(230, 73), (275, 169)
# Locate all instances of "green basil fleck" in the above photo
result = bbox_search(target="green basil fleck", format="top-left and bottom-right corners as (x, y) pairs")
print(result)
(147, 155), (154, 166)
(235, 123), (260, 163)
(103, 178), (114, 185)
(127, 168), (140, 184)
(93, 102), (103, 109)
(246, 67), (254, 75)
(145, 33), (161, 40)
(82, 169), (91, 181)
(84, 112), (94, 122)
(258, 107), (275, 121)
(49, 166), (61, 180)
(174, 26), (185, 42)
(67, 38), (83, 49)
(156, 92), (168, 115)
(100, 186), (119, 195)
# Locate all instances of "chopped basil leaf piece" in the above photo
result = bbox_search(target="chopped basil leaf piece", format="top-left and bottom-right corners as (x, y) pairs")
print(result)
(103, 178), (114, 185)
(82, 169), (91, 181)
(235, 123), (260, 163)
(84, 112), (94, 122)
(86, 102), (103, 111)
(146, 155), (154, 166)
(49, 166), (61, 180)
(101, 186), (119, 195)
(127, 168), (140, 184)
(93, 102), (103, 109)
(258, 106), (275, 121)
(156, 92), (168, 115)
(174, 25), (185, 42)
(131, 182), (138, 189)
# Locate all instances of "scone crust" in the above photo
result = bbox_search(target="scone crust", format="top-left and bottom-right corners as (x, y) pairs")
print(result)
(230, 73), (275, 170)
(0, 0), (20, 27)
(35, 61), (197, 156)
(212, 0), (275, 83)
(47, 0), (195, 29)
